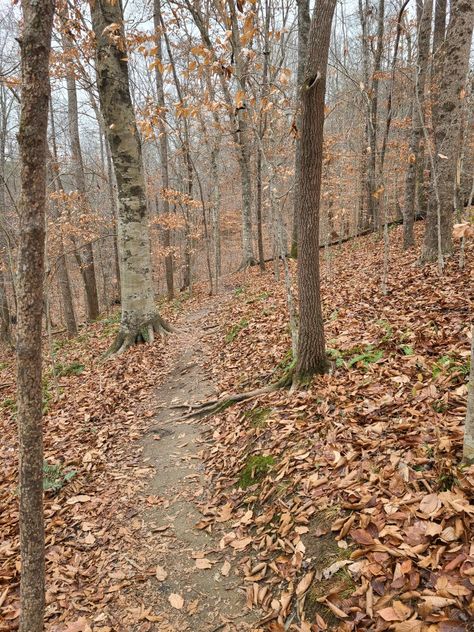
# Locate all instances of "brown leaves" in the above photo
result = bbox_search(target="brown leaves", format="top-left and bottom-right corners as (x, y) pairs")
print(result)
(197, 226), (473, 630)
(168, 593), (184, 610)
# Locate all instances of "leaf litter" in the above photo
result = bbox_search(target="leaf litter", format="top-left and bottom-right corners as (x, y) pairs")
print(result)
(0, 225), (473, 631)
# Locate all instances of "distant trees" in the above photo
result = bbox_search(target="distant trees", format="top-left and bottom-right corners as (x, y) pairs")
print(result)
(90, 0), (171, 353)
(295, 0), (336, 379)
(16, 1), (54, 630)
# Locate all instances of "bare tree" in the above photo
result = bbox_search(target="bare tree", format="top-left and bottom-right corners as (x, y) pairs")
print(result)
(60, 7), (100, 320)
(422, 0), (473, 262)
(404, 0), (433, 249)
(16, 0), (54, 629)
(464, 324), (474, 463)
(90, 0), (171, 353)
(295, 0), (336, 379)
(154, 0), (174, 300)
(290, 0), (310, 259)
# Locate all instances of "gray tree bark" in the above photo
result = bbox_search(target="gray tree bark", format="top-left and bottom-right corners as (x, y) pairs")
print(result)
(153, 0), (174, 300)
(404, 0), (432, 249)
(422, 0), (473, 261)
(290, 0), (310, 258)
(49, 102), (78, 337)
(90, 0), (171, 353)
(60, 8), (100, 320)
(295, 0), (336, 379)
(16, 0), (54, 629)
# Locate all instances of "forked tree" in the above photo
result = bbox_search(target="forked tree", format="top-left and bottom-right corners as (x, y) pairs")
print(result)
(294, 0), (336, 379)
(16, 0), (54, 630)
(90, 0), (171, 354)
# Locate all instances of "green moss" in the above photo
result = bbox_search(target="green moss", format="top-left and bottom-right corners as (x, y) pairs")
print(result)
(238, 454), (275, 489)
(53, 361), (85, 377)
(244, 406), (272, 428)
(225, 318), (249, 343)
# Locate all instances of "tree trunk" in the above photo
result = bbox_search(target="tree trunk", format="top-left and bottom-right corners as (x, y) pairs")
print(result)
(49, 103), (78, 337)
(153, 0), (174, 300)
(90, 0), (171, 353)
(60, 10), (100, 320)
(0, 269), (11, 344)
(16, 1), (54, 629)
(404, 0), (432, 249)
(290, 0), (310, 258)
(463, 325), (474, 463)
(227, 0), (256, 268)
(295, 0), (336, 379)
(422, 0), (473, 262)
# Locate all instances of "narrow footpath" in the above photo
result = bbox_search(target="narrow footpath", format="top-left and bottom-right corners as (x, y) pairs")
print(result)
(124, 298), (259, 632)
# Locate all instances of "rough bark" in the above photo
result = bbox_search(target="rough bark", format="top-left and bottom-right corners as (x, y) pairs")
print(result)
(0, 269), (11, 343)
(290, 0), (310, 258)
(404, 0), (432, 249)
(295, 0), (336, 379)
(185, 0), (256, 268)
(90, 0), (171, 353)
(49, 105), (78, 337)
(227, 0), (256, 268)
(16, 1), (54, 629)
(154, 0), (174, 300)
(422, 0), (473, 261)
(463, 325), (474, 463)
(60, 9), (100, 320)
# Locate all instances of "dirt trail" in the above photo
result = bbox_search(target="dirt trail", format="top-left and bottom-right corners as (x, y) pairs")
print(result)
(127, 299), (258, 632)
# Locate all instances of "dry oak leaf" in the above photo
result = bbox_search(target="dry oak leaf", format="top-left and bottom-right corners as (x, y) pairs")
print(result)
(64, 618), (92, 632)
(230, 536), (252, 551)
(350, 528), (375, 545)
(378, 600), (411, 622)
(195, 558), (213, 569)
(419, 493), (441, 516)
(168, 593), (184, 610)
(296, 571), (314, 596)
(155, 565), (167, 581)
(66, 495), (92, 505)
(221, 560), (231, 576)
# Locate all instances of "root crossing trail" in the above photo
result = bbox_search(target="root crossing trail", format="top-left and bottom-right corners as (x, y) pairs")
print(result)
(126, 299), (258, 632)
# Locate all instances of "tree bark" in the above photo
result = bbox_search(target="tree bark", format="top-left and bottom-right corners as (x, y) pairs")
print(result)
(404, 0), (432, 249)
(295, 0), (336, 379)
(16, 1), (54, 629)
(463, 325), (474, 463)
(90, 0), (171, 353)
(422, 0), (473, 261)
(290, 0), (310, 258)
(60, 8), (100, 320)
(49, 103), (78, 337)
(153, 0), (174, 300)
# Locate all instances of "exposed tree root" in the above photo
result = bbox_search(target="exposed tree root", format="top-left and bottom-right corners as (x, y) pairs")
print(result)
(105, 314), (174, 358)
(178, 370), (294, 421)
(237, 256), (258, 271)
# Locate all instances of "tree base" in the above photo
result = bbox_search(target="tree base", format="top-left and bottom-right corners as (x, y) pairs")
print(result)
(106, 314), (173, 357)
(237, 256), (258, 271)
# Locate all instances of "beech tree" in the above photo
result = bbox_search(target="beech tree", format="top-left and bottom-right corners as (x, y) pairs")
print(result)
(422, 0), (473, 262)
(90, 0), (171, 353)
(16, 0), (54, 629)
(295, 0), (336, 379)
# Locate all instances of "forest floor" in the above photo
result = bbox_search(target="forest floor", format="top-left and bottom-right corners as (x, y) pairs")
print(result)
(0, 224), (473, 632)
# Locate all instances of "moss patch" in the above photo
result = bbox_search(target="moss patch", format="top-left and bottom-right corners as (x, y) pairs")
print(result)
(302, 511), (355, 627)
(238, 454), (275, 489)
(244, 406), (272, 428)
